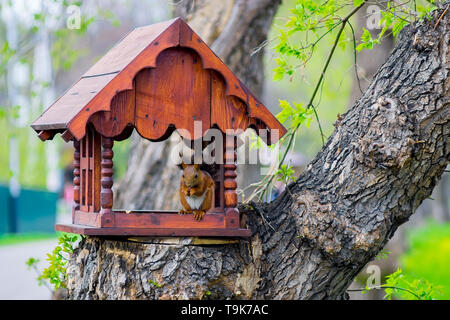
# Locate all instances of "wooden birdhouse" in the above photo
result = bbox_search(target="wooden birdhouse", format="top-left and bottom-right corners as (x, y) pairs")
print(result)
(31, 18), (286, 238)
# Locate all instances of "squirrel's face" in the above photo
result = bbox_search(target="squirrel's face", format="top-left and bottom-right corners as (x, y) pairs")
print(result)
(181, 164), (202, 196)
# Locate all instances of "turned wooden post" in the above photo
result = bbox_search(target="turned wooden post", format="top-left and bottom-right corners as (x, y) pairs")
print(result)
(100, 137), (114, 224)
(224, 133), (239, 228)
(73, 140), (80, 210)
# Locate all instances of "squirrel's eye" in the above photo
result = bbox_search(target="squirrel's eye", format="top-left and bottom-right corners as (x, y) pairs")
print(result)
(195, 174), (198, 178)
(182, 174), (184, 178)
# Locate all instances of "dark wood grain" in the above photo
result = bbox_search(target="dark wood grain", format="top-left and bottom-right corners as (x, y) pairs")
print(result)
(61, 130), (74, 142)
(135, 48), (211, 141)
(37, 130), (56, 141)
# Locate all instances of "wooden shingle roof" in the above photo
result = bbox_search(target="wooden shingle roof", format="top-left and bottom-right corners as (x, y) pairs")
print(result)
(31, 18), (286, 144)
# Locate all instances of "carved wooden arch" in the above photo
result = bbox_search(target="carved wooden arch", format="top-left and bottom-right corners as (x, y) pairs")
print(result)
(88, 47), (271, 143)
(31, 18), (284, 143)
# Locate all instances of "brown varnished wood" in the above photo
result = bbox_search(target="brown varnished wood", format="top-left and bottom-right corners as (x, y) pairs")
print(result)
(79, 135), (87, 211)
(83, 19), (180, 77)
(115, 211), (223, 229)
(87, 61), (282, 144)
(73, 140), (80, 210)
(37, 130), (57, 141)
(31, 20), (180, 140)
(31, 19), (180, 133)
(79, 127), (101, 212)
(30, 17), (285, 238)
(179, 20), (247, 100)
(65, 22), (180, 141)
(179, 20), (286, 141)
(211, 72), (249, 133)
(223, 134), (239, 228)
(89, 87), (135, 138)
(100, 137), (114, 214)
(225, 208), (239, 229)
(61, 130), (75, 142)
(224, 134), (238, 209)
(31, 18), (286, 145)
(112, 125), (135, 141)
(55, 223), (251, 237)
(93, 131), (102, 212)
(31, 74), (116, 131)
(135, 48), (211, 141)
(73, 209), (100, 226)
(241, 82), (287, 141)
(72, 210), (225, 229)
(211, 164), (224, 213)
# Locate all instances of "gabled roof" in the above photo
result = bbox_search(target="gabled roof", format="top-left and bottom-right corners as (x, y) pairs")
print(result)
(31, 18), (286, 144)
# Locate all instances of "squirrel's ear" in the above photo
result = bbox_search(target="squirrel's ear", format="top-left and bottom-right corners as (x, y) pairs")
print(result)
(179, 162), (187, 169)
(193, 164), (199, 170)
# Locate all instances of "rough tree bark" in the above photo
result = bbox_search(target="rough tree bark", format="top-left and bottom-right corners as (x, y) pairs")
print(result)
(114, 0), (279, 209)
(67, 5), (449, 299)
(346, 3), (395, 300)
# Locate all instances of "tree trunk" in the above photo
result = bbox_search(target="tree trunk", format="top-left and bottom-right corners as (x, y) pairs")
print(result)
(67, 5), (449, 300)
(346, 3), (395, 300)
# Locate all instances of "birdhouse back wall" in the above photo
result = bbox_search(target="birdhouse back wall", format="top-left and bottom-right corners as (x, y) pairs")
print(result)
(88, 47), (264, 142)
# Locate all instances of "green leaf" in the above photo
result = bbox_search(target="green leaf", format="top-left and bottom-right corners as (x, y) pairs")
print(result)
(360, 28), (371, 42)
(277, 100), (295, 124)
(392, 20), (408, 38)
(148, 279), (163, 288)
(26, 257), (40, 268)
(356, 28), (376, 52)
(376, 250), (391, 260)
(33, 13), (45, 21)
(353, 0), (364, 7)
(276, 164), (296, 183)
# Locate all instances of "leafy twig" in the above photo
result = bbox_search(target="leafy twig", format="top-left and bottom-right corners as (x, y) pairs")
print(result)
(255, 2), (366, 201)
(347, 20), (364, 94)
(347, 285), (422, 300)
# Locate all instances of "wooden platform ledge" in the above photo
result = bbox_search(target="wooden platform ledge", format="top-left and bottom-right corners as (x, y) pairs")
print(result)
(56, 210), (251, 238)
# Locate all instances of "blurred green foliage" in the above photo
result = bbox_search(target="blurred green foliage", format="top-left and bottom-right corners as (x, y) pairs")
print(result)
(113, 139), (131, 181)
(399, 220), (450, 299)
(0, 232), (57, 246)
(0, 1), (121, 189)
(0, 118), (48, 187)
(266, 0), (353, 158)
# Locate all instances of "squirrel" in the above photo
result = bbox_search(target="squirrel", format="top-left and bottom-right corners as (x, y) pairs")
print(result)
(179, 163), (215, 221)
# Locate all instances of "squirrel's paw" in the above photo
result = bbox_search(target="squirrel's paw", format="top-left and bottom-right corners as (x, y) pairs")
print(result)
(179, 209), (191, 215)
(193, 210), (206, 221)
